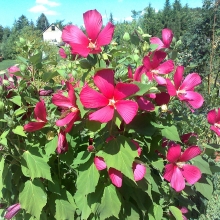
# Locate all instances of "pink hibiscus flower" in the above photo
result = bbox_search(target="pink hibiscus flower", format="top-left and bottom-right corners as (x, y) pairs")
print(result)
(80, 69), (139, 124)
(24, 100), (47, 132)
(52, 82), (79, 133)
(56, 130), (68, 154)
(62, 9), (115, 57)
(207, 108), (220, 136)
(163, 144), (202, 192)
(150, 28), (173, 50)
(166, 66), (204, 110)
(135, 51), (174, 85)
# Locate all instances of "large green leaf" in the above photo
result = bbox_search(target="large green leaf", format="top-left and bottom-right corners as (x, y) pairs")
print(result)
(192, 156), (212, 175)
(98, 184), (121, 219)
(12, 125), (27, 137)
(0, 156), (5, 197)
(195, 178), (213, 200)
(22, 150), (52, 181)
(98, 136), (138, 180)
(45, 136), (58, 156)
(76, 157), (99, 195)
(161, 125), (181, 142)
(55, 199), (76, 220)
(153, 203), (163, 220)
(19, 179), (47, 219)
(169, 206), (183, 220)
(10, 96), (21, 106)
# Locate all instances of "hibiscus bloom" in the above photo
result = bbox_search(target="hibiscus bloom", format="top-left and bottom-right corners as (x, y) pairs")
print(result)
(24, 100), (47, 132)
(52, 82), (79, 133)
(163, 144), (202, 192)
(62, 9), (115, 57)
(4, 203), (21, 220)
(135, 51), (174, 85)
(150, 28), (173, 50)
(56, 130), (68, 154)
(207, 108), (220, 136)
(166, 66), (204, 110)
(80, 69), (139, 124)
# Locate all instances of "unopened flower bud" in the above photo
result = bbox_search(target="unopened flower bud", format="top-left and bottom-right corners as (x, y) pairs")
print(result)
(87, 145), (95, 152)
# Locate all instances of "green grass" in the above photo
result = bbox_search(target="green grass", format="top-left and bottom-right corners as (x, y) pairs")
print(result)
(0, 59), (17, 71)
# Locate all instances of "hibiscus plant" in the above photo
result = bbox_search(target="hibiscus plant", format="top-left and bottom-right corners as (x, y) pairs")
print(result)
(0, 9), (219, 220)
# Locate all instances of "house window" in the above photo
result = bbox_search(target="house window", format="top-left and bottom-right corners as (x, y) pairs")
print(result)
(51, 25), (55, 31)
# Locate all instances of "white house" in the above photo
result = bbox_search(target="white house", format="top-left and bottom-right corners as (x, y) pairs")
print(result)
(42, 24), (62, 45)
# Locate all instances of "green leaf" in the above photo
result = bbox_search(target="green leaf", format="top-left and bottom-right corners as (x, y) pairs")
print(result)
(161, 125), (181, 142)
(86, 120), (101, 132)
(0, 156), (5, 197)
(0, 129), (9, 139)
(76, 157), (99, 195)
(148, 213), (156, 220)
(22, 150), (52, 181)
(153, 204), (163, 220)
(10, 96), (21, 106)
(150, 44), (159, 51)
(19, 179), (47, 219)
(14, 107), (26, 116)
(55, 199), (76, 220)
(98, 184), (121, 219)
(80, 59), (92, 69)
(98, 136), (138, 180)
(45, 136), (58, 156)
(192, 156), (212, 175)
(195, 178), (213, 200)
(169, 206), (183, 220)
(12, 125), (27, 137)
(29, 52), (42, 65)
(41, 71), (59, 81)
(132, 81), (154, 96)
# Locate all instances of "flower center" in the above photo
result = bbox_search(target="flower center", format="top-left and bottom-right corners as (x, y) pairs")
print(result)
(177, 89), (187, 95)
(214, 123), (220, 128)
(108, 99), (117, 109)
(88, 39), (97, 50)
(151, 69), (159, 75)
(70, 107), (78, 112)
(176, 161), (185, 168)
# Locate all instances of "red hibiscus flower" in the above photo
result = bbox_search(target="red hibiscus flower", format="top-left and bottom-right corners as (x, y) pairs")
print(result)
(166, 66), (204, 110)
(80, 69), (139, 124)
(56, 130), (68, 154)
(163, 144), (202, 192)
(150, 28), (173, 50)
(24, 100), (47, 132)
(62, 9), (115, 57)
(4, 203), (21, 220)
(52, 82), (79, 133)
(207, 108), (220, 136)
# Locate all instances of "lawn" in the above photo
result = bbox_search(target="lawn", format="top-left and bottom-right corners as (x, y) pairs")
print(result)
(0, 59), (17, 70)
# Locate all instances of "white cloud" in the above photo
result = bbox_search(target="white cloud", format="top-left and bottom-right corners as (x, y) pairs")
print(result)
(125, 16), (133, 22)
(29, 4), (58, 15)
(36, 0), (60, 7)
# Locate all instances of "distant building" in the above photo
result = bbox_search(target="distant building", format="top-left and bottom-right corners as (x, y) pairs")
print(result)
(42, 24), (63, 45)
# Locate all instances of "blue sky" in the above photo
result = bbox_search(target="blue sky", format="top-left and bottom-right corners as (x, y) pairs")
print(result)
(0, 0), (203, 28)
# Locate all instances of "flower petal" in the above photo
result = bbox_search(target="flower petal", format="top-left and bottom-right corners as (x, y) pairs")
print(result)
(163, 163), (175, 182)
(94, 69), (115, 99)
(136, 97), (155, 111)
(167, 144), (181, 163)
(114, 83), (139, 100)
(181, 164), (201, 184)
(180, 73), (202, 91)
(128, 65), (133, 79)
(94, 156), (107, 170)
(210, 125), (220, 136)
(153, 75), (167, 85)
(5, 203), (21, 220)
(115, 100), (138, 124)
(180, 146), (202, 161)
(34, 100), (47, 122)
(59, 48), (67, 59)
(24, 122), (46, 132)
(69, 43), (91, 57)
(174, 66), (184, 90)
(133, 162), (146, 181)
(162, 28), (173, 47)
(56, 112), (78, 127)
(80, 85), (109, 108)
(216, 108), (220, 122)
(166, 79), (177, 96)
(66, 82), (76, 106)
(151, 51), (167, 68)
(62, 25), (89, 45)
(96, 22), (115, 46)
(150, 37), (164, 50)
(143, 56), (152, 69)
(83, 9), (102, 41)
(52, 94), (73, 108)
(156, 60), (174, 74)
(89, 105), (114, 123)
(207, 109), (217, 124)
(184, 91), (204, 109)
(108, 168), (123, 187)
(57, 130), (68, 154)
(170, 166), (185, 191)
(155, 92), (170, 106)
(133, 65), (146, 81)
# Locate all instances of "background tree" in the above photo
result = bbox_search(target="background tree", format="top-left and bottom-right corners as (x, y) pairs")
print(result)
(15, 15), (30, 31)
(109, 12), (114, 24)
(54, 19), (65, 30)
(36, 13), (50, 31)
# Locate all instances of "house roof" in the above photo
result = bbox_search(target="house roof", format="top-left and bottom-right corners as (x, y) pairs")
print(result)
(42, 23), (62, 34)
